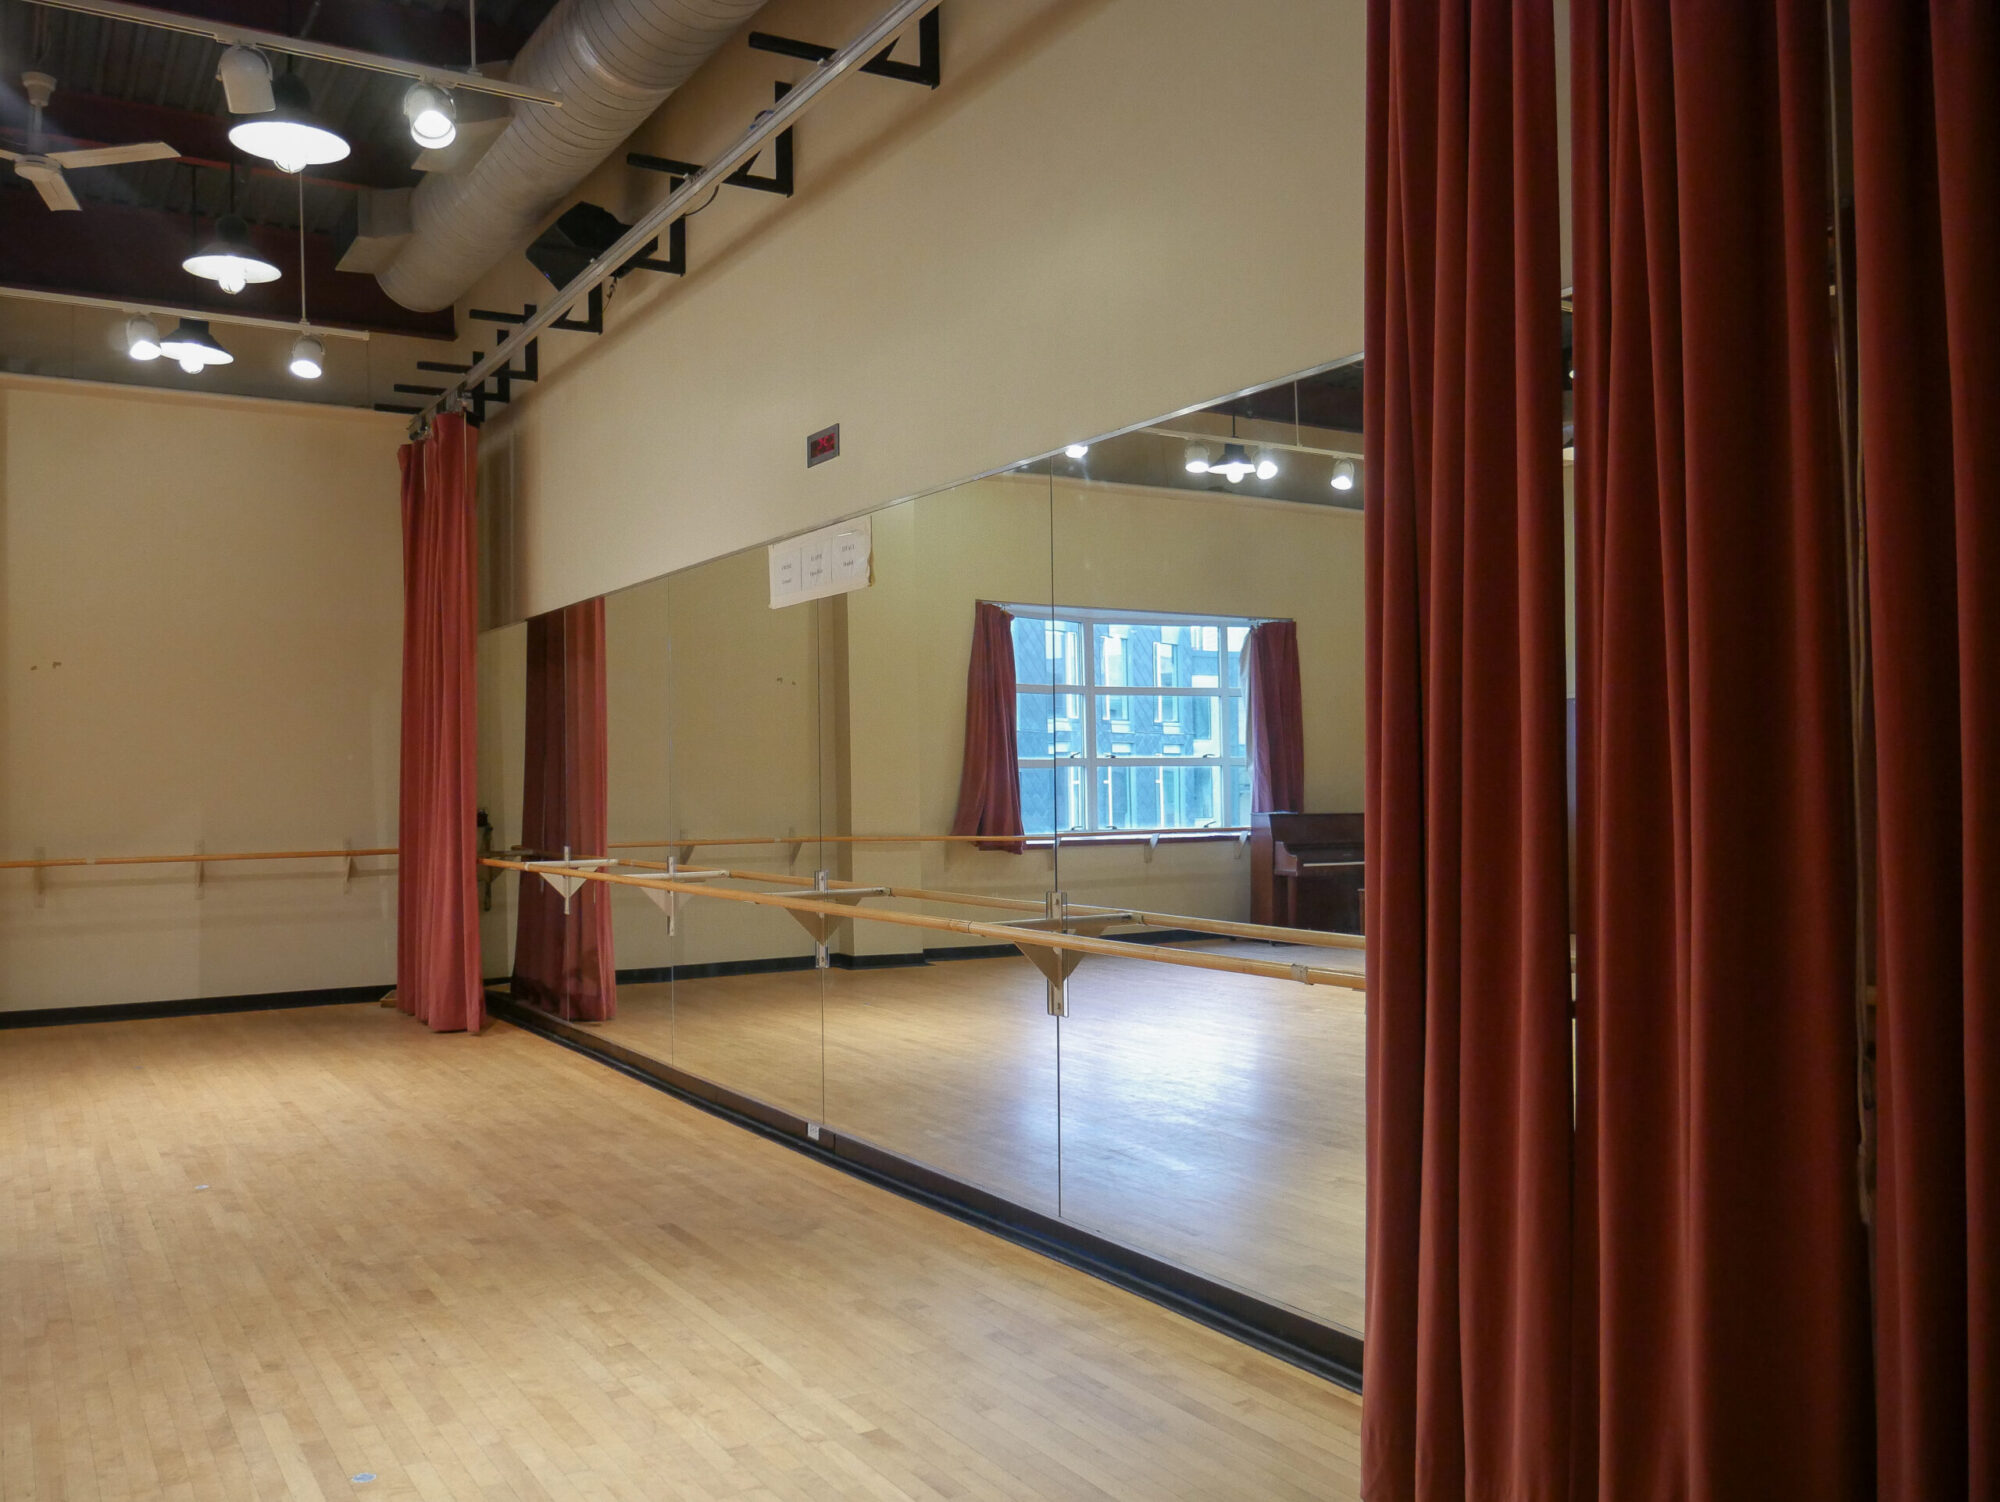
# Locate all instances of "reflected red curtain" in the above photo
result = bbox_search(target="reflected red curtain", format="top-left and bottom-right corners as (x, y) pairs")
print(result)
(1361, 1), (1573, 1496)
(512, 598), (616, 1022)
(1244, 620), (1303, 813)
(950, 602), (1024, 854)
(1852, 5), (1999, 1496)
(395, 412), (483, 1034)
(1571, 1), (1870, 1496)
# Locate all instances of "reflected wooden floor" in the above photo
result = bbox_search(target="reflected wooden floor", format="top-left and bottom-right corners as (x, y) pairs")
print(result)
(591, 941), (1367, 1333)
(1, 1003), (1360, 1501)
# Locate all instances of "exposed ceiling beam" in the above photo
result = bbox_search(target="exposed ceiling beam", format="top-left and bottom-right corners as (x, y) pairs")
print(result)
(0, 189), (454, 339)
(0, 88), (419, 192)
(142, 0), (537, 67)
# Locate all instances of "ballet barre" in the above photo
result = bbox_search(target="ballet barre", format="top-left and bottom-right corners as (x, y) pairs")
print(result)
(1, 844), (396, 903)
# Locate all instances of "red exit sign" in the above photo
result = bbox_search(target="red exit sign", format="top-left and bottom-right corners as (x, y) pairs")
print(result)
(806, 423), (840, 467)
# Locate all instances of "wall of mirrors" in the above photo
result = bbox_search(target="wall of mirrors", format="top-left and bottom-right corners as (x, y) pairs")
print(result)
(477, 361), (1368, 1349)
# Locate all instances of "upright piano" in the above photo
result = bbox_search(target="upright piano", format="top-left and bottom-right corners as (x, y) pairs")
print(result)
(1250, 812), (1365, 934)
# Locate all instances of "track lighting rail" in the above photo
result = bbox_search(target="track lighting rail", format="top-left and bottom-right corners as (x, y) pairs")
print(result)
(409, 0), (942, 433)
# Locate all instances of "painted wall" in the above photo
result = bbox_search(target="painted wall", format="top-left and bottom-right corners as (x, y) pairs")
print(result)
(467, 0), (1368, 623)
(0, 375), (406, 1012)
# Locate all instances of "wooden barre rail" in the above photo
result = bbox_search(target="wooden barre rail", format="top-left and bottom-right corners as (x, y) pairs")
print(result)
(484, 858), (1364, 993)
(615, 861), (1366, 954)
(608, 828), (1253, 851)
(0, 846), (397, 871)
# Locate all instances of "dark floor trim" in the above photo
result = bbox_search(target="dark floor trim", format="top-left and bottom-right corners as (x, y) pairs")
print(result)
(489, 993), (1363, 1393)
(0, 984), (391, 1030)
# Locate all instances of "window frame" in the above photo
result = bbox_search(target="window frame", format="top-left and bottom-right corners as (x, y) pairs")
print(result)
(1003, 602), (1261, 837)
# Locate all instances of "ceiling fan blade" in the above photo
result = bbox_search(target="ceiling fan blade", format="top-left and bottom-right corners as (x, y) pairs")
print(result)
(30, 168), (81, 212)
(49, 141), (180, 169)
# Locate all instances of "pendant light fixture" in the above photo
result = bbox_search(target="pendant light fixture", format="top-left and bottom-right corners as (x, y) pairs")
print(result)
(157, 318), (233, 374)
(182, 167), (280, 294)
(1205, 442), (1277, 484)
(287, 174), (324, 379)
(228, 70), (349, 174)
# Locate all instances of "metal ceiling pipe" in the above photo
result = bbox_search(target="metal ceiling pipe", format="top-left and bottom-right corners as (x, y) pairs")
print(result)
(374, 0), (766, 313)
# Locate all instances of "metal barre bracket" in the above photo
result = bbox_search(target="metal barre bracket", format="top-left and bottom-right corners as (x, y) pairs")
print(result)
(783, 871), (889, 966)
(999, 892), (1138, 1016)
(631, 858), (728, 935)
(524, 855), (615, 915)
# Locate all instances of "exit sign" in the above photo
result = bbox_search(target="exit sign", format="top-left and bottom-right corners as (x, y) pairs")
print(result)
(806, 423), (840, 467)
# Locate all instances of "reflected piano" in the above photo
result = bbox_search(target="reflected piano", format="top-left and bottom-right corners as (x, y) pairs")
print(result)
(1251, 812), (1364, 934)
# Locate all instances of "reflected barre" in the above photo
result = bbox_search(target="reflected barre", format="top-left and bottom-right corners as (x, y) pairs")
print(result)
(608, 828), (1254, 855)
(0, 846), (396, 869)
(616, 862), (1366, 953)
(485, 858), (1366, 1010)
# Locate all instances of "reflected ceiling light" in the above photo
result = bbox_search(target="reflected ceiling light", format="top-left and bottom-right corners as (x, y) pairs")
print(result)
(1063, 443), (1089, 460)
(403, 83), (457, 149)
(289, 331), (324, 379)
(1209, 442), (1259, 483)
(228, 73), (349, 174)
(1255, 452), (1279, 481)
(124, 314), (161, 361)
(1331, 457), (1358, 491)
(216, 45), (275, 115)
(1184, 442), (1211, 475)
(157, 318), (233, 374)
(183, 212), (282, 294)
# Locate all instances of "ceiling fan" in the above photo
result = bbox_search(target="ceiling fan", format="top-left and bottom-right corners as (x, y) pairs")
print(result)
(3, 71), (179, 212)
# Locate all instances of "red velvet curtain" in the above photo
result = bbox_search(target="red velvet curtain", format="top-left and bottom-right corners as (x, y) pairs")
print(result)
(950, 602), (1025, 854)
(395, 412), (483, 1034)
(1361, 1), (1573, 1496)
(1571, 1), (1870, 1495)
(1244, 620), (1303, 813)
(1851, 5), (1999, 1495)
(512, 599), (616, 1022)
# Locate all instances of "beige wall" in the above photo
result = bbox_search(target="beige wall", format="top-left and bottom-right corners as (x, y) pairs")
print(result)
(469, 0), (1367, 623)
(0, 376), (406, 1011)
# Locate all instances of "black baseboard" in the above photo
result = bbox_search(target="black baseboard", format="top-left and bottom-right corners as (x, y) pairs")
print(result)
(489, 993), (1363, 1392)
(0, 983), (391, 1030)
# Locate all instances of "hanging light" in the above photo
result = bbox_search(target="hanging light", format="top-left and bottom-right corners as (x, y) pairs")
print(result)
(228, 73), (349, 174)
(1184, 442), (1212, 475)
(124, 314), (161, 361)
(1331, 457), (1358, 491)
(1063, 443), (1089, 461)
(1209, 442), (1258, 483)
(183, 213), (282, 294)
(288, 332), (324, 379)
(403, 82), (457, 149)
(215, 45), (275, 114)
(157, 319), (233, 374)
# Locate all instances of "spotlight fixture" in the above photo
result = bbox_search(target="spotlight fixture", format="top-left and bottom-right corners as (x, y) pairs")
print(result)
(124, 314), (161, 361)
(228, 73), (349, 174)
(1208, 442), (1259, 483)
(215, 45), (275, 115)
(183, 213), (282, 294)
(403, 83), (457, 149)
(1255, 452), (1280, 481)
(1184, 442), (1212, 475)
(289, 332), (324, 379)
(1331, 457), (1358, 491)
(1063, 443), (1089, 460)
(157, 319), (233, 374)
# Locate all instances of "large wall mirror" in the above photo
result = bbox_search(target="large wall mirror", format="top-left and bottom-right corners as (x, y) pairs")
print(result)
(478, 359), (1367, 1352)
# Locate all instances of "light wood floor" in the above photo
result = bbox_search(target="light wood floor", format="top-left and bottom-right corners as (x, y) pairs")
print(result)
(1, 1004), (1360, 1501)
(591, 942), (1367, 1333)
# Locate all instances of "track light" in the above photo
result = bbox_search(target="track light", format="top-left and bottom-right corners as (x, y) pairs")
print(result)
(124, 314), (161, 361)
(215, 45), (275, 115)
(1063, 443), (1089, 460)
(228, 73), (349, 174)
(289, 331), (324, 379)
(403, 83), (457, 149)
(1331, 457), (1358, 491)
(1185, 443), (1211, 475)
(183, 213), (282, 294)
(156, 319), (233, 374)
(1255, 453), (1279, 481)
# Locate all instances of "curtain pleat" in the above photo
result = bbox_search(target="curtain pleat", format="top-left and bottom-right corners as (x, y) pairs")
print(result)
(395, 413), (483, 1034)
(1245, 620), (1304, 814)
(512, 599), (617, 1023)
(950, 602), (1025, 854)
(1361, 2), (1573, 1496)
(1851, 4), (2000, 1496)
(1570, 1), (1872, 1495)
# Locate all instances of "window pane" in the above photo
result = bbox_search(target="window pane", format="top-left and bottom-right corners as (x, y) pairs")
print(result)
(1056, 765), (1088, 832)
(1094, 695), (1222, 758)
(1231, 764), (1252, 826)
(1016, 693), (1083, 758)
(1095, 763), (1225, 831)
(1011, 615), (1084, 687)
(1229, 693), (1249, 757)
(1019, 766), (1056, 836)
(1227, 624), (1251, 690)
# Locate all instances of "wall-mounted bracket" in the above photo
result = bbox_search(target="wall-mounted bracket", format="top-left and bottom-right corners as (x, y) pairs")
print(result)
(999, 892), (1136, 1016)
(373, 403), (424, 415)
(524, 856), (614, 915)
(33, 846), (47, 908)
(628, 84), (796, 197)
(551, 285), (604, 334)
(193, 842), (204, 901)
(750, 7), (940, 89)
(342, 840), (356, 894)
(632, 859), (727, 936)
(783, 871), (887, 967)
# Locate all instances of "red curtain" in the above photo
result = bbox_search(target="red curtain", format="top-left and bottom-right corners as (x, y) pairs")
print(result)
(395, 412), (483, 1034)
(950, 602), (1025, 854)
(512, 599), (617, 1022)
(1571, 1), (1870, 1496)
(1361, 1), (1573, 1496)
(1851, 5), (1999, 1496)
(1244, 620), (1304, 813)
